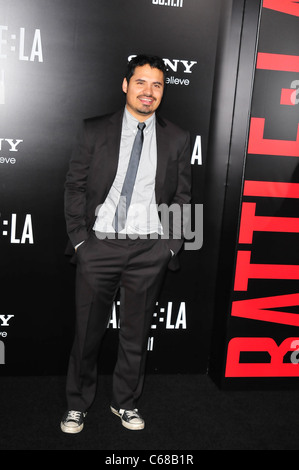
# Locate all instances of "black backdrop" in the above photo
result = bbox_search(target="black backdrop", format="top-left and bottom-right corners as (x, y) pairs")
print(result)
(1, 0), (299, 389)
(0, 0), (221, 375)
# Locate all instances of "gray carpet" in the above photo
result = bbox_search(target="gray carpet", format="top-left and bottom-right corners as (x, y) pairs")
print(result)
(0, 374), (298, 450)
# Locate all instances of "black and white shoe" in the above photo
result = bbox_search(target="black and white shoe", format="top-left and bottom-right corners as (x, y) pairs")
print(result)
(60, 410), (87, 434)
(110, 406), (145, 430)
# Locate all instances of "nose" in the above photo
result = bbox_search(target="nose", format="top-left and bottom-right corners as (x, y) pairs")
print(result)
(142, 83), (153, 96)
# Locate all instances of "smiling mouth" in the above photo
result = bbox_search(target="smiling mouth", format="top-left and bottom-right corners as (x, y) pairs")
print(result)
(138, 96), (155, 105)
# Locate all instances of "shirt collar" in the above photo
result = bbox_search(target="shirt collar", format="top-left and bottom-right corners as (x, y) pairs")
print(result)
(124, 107), (155, 134)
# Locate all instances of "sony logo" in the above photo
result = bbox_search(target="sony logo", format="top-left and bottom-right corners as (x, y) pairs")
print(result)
(128, 55), (197, 74)
(0, 138), (23, 152)
(0, 315), (14, 327)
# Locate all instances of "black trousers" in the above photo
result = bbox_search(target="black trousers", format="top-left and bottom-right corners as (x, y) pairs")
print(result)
(65, 231), (171, 412)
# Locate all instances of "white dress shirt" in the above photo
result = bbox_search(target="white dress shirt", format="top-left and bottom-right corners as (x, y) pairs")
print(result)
(93, 107), (163, 236)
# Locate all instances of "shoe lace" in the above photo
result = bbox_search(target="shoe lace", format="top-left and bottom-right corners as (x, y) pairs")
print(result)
(125, 409), (140, 419)
(66, 410), (82, 422)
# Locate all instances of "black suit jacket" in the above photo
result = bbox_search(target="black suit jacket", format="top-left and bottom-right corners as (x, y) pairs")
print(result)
(64, 109), (191, 270)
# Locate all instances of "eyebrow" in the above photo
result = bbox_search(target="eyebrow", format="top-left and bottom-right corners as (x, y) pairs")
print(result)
(135, 78), (163, 86)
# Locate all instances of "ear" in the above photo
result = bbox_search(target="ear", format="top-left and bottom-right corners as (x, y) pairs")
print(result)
(122, 78), (128, 94)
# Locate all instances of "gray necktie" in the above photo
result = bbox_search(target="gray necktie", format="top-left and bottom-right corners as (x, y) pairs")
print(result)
(113, 122), (146, 232)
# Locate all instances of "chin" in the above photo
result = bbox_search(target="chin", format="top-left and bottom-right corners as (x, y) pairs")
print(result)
(137, 108), (153, 116)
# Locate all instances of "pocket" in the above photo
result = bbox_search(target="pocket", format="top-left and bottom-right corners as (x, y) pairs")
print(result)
(161, 238), (172, 261)
(76, 235), (91, 257)
(76, 240), (87, 253)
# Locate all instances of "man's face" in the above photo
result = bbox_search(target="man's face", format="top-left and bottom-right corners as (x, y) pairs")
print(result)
(122, 64), (164, 121)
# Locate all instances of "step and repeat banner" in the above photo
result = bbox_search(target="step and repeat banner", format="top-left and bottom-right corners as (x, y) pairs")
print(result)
(0, 0), (221, 374)
(4, 0), (297, 386)
(210, 0), (299, 388)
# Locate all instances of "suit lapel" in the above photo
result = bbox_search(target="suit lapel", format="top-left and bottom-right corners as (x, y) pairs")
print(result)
(155, 115), (168, 203)
(106, 109), (123, 187)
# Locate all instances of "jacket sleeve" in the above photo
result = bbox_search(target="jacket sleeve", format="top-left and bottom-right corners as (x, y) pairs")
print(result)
(167, 129), (192, 258)
(64, 120), (93, 248)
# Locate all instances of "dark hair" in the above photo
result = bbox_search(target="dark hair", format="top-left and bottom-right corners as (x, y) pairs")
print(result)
(125, 54), (167, 83)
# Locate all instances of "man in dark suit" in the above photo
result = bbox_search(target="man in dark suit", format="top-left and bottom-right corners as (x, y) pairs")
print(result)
(61, 54), (191, 433)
